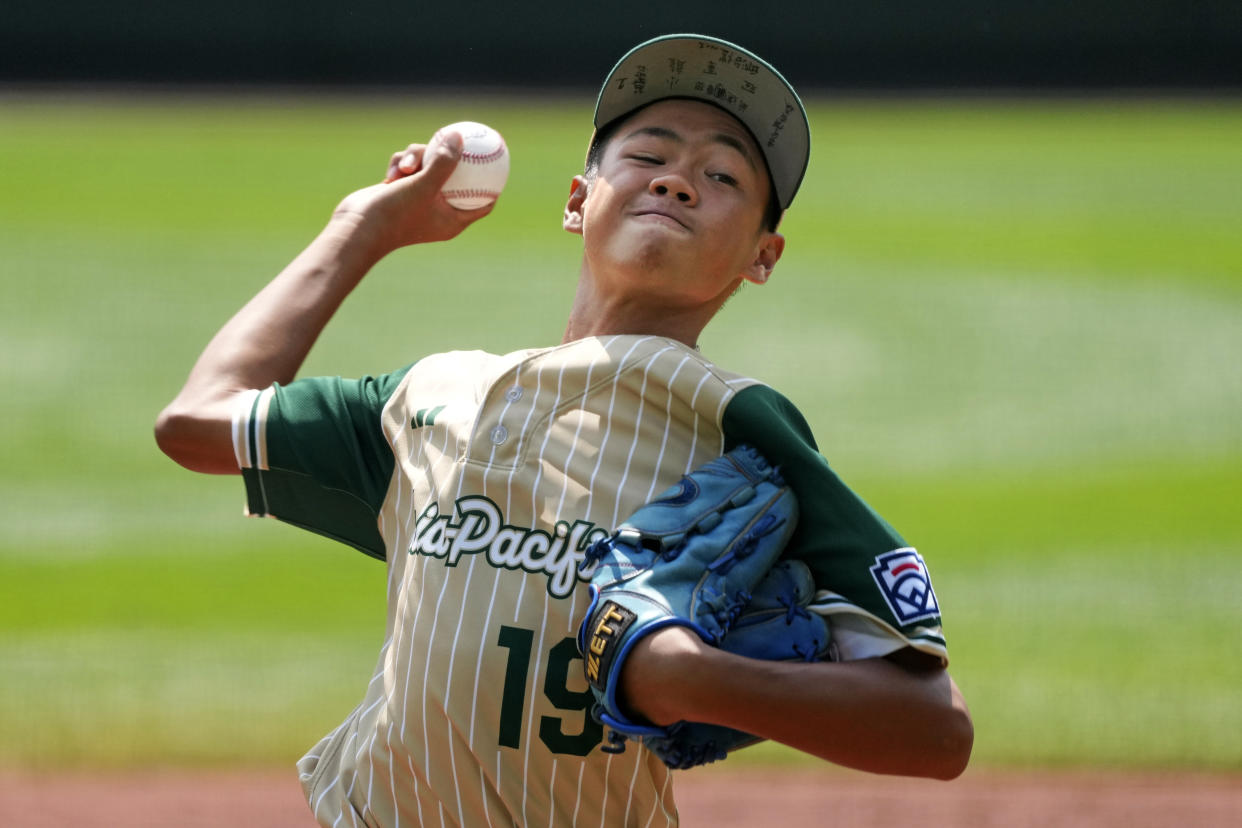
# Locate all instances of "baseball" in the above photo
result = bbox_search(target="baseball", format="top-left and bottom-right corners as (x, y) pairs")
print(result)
(434, 121), (510, 210)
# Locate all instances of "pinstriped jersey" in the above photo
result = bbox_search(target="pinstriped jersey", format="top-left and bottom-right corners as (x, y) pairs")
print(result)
(232, 334), (947, 828)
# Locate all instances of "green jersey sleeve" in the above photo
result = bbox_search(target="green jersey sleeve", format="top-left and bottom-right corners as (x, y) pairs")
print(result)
(234, 366), (412, 560)
(721, 384), (947, 659)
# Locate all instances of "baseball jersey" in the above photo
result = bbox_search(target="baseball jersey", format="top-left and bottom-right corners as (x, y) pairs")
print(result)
(232, 334), (948, 828)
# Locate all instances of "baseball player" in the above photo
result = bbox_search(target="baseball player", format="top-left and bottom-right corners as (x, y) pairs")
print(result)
(156, 34), (972, 827)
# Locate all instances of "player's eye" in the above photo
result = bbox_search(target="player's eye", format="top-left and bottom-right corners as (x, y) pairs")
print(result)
(629, 154), (663, 165)
(708, 171), (739, 187)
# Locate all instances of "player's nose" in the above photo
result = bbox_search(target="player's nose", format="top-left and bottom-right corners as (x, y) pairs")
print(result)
(649, 171), (697, 205)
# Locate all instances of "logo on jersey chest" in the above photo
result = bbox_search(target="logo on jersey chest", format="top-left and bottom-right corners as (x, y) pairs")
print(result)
(870, 548), (940, 626)
(409, 497), (609, 598)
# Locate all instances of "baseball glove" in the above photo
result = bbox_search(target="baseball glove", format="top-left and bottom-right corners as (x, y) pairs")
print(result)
(577, 444), (828, 767)
(644, 559), (834, 768)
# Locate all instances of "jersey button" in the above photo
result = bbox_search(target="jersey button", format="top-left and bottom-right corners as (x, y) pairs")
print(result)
(504, 386), (523, 402)
(489, 425), (509, 445)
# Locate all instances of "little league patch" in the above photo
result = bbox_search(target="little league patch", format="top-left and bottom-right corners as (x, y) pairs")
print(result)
(870, 548), (940, 625)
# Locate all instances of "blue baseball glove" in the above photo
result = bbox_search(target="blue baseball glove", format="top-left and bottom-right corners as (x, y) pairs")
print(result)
(640, 559), (834, 768)
(577, 445), (830, 767)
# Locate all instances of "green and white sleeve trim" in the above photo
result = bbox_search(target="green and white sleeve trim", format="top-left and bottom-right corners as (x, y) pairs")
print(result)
(232, 387), (275, 472)
(232, 386), (277, 518)
(809, 592), (949, 666)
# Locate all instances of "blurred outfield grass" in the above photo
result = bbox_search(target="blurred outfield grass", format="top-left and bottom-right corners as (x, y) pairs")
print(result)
(1, 92), (1239, 771)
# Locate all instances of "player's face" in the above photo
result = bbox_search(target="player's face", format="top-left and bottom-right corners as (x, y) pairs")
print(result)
(565, 100), (784, 309)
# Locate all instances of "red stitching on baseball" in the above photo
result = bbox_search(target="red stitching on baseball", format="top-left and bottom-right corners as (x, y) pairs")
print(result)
(459, 144), (507, 164)
(434, 127), (506, 165)
(443, 188), (501, 198)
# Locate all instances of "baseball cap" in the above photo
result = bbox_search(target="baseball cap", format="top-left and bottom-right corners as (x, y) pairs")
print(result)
(592, 34), (810, 211)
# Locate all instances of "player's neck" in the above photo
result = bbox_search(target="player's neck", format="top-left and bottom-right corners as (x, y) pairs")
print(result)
(561, 279), (710, 348)
(560, 306), (705, 348)
(561, 299), (710, 347)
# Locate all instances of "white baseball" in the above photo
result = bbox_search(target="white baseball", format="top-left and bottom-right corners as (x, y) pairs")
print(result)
(434, 121), (510, 210)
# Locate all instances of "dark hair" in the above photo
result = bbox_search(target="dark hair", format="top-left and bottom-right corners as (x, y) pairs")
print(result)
(585, 113), (783, 232)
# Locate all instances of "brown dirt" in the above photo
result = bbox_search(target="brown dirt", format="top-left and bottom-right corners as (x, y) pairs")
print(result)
(1, 766), (1239, 827)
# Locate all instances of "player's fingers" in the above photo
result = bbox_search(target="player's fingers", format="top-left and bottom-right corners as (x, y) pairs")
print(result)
(414, 129), (464, 190)
(384, 144), (425, 183)
(373, 134), (492, 240)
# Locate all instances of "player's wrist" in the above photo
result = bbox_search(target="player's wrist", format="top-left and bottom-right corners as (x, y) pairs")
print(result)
(620, 626), (714, 726)
(318, 206), (401, 271)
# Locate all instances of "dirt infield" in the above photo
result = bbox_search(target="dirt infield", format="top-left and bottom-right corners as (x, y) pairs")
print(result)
(2, 766), (1239, 826)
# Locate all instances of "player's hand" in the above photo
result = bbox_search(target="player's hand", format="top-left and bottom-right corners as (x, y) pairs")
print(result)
(330, 129), (495, 257)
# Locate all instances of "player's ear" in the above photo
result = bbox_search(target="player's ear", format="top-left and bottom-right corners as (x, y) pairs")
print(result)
(741, 231), (785, 285)
(563, 175), (589, 236)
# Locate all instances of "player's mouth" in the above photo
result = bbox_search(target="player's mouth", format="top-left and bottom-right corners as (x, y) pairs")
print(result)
(631, 209), (690, 231)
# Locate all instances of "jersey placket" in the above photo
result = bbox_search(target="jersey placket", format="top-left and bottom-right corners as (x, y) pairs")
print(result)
(467, 364), (539, 470)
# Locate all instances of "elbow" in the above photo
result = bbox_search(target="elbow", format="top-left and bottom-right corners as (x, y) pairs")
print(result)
(154, 401), (229, 474)
(929, 704), (974, 781)
(922, 665), (974, 780)
(154, 403), (196, 468)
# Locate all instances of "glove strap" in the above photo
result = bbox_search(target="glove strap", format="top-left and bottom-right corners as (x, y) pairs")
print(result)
(594, 707), (669, 755)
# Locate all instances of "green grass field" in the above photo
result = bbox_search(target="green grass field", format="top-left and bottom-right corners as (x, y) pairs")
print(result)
(2, 92), (1240, 771)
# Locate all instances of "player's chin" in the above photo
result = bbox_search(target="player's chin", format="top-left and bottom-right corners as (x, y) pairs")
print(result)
(614, 245), (688, 284)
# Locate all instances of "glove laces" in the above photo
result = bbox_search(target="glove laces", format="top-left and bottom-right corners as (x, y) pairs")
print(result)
(579, 537), (611, 571)
(777, 592), (812, 625)
(707, 513), (786, 575)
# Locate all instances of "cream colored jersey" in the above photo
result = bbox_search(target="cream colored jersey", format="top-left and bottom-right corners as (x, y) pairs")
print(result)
(233, 334), (947, 827)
